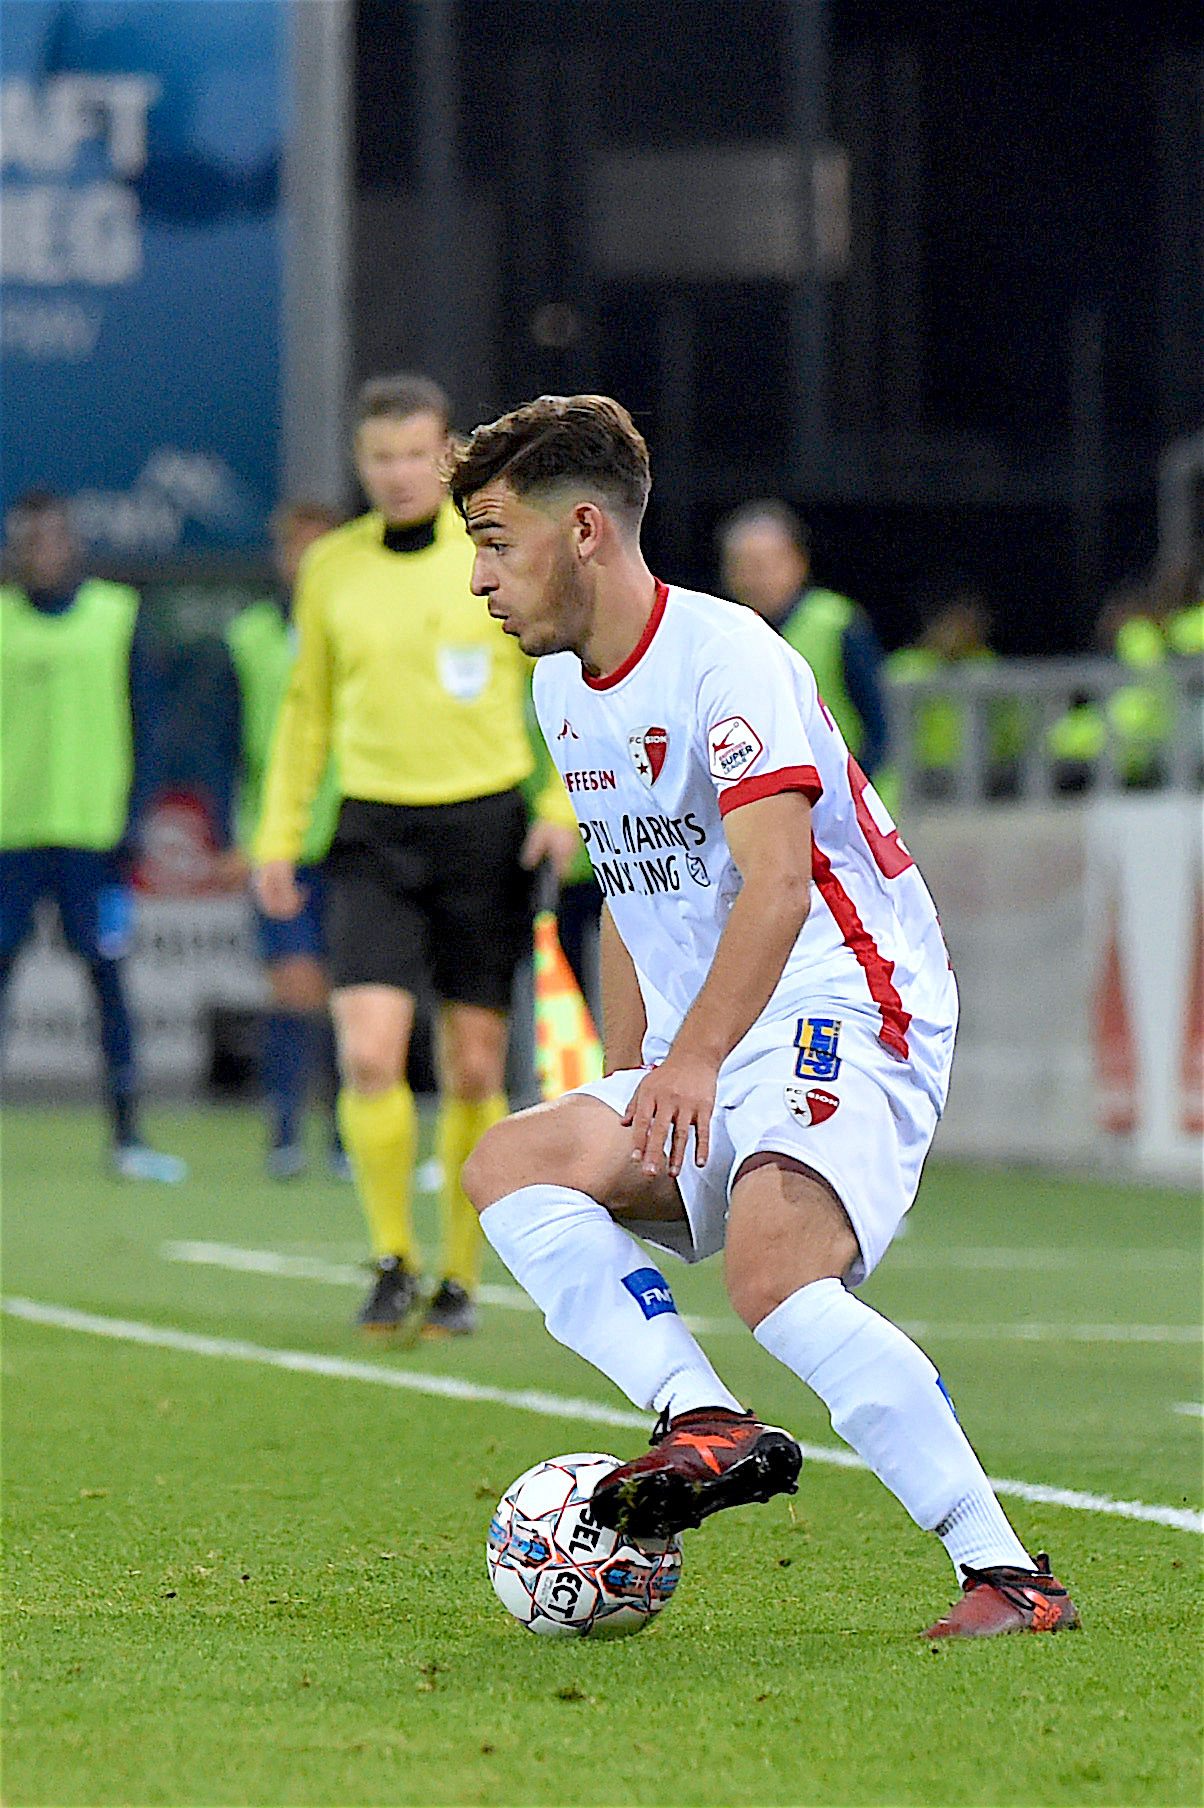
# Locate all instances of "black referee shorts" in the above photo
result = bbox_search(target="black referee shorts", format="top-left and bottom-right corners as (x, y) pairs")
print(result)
(324, 791), (534, 1011)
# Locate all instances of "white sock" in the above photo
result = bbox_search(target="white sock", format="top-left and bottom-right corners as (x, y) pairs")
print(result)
(754, 1278), (1033, 1577)
(480, 1184), (743, 1418)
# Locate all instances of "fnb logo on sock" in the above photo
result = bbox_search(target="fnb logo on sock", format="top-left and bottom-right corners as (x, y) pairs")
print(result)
(621, 1267), (677, 1319)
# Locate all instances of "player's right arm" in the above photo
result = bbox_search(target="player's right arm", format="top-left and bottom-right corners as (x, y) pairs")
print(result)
(252, 544), (334, 917)
(599, 903), (647, 1074)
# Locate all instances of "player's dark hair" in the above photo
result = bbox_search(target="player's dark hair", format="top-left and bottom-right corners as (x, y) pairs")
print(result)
(717, 498), (811, 559)
(354, 373), (450, 430)
(446, 394), (651, 528)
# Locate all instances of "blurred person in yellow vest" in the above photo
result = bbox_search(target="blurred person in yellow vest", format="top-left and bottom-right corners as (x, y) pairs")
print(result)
(213, 501), (345, 1178)
(0, 492), (186, 1182)
(253, 374), (579, 1338)
(717, 500), (895, 811)
(1047, 582), (1180, 788)
(887, 591), (1028, 799)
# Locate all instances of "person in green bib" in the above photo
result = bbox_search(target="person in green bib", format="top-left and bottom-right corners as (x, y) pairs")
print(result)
(0, 492), (186, 1182)
(213, 501), (344, 1177)
(717, 500), (892, 799)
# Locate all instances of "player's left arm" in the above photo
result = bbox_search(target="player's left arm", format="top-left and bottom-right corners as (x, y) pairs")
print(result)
(623, 789), (812, 1178)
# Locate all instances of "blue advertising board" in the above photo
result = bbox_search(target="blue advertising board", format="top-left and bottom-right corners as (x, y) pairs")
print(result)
(2, 0), (286, 555)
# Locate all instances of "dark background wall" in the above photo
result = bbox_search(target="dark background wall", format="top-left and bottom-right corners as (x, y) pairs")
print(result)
(352, 0), (1204, 653)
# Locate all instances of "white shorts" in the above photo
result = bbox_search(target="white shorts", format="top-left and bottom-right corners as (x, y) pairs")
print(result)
(576, 1011), (954, 1287)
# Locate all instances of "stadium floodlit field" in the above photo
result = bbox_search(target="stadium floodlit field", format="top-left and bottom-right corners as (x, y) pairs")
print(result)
(2, 1104), (1201, 1807)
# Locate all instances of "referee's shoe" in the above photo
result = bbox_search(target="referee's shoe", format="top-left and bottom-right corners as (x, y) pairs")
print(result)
(355, 1256), (421, 1336)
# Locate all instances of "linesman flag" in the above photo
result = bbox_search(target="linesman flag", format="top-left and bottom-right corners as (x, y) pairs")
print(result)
(533, 891), (603, 1101)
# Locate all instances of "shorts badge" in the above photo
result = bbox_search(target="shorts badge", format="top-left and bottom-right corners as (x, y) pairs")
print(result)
(784, 1083), (840, 1126)
(628, 726), (668, 786)
(793, 1016), (842, 1080)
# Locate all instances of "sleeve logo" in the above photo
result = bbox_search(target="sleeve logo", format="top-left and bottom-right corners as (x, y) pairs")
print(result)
(707, 715), (763, 781)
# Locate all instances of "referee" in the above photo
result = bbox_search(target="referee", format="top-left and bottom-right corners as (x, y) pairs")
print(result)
(254, 375), (578, 1336)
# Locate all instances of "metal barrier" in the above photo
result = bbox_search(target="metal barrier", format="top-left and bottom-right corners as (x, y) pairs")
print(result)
(886, 655), (1203, 807)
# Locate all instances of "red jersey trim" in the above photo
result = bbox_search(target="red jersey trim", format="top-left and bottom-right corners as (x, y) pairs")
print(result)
(717, 765), (823, 817)
(810, 834), (912, 1059)
(583, 580), (669, 690)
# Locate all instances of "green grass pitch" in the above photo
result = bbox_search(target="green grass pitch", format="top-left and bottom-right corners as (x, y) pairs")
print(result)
(2, 1103), (1201, 1806)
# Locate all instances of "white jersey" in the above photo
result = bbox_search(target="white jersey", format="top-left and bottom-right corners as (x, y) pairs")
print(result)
(534, 582), (958, 1108)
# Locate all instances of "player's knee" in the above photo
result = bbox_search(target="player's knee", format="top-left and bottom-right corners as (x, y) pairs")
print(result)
(724, 1260), (787, 1330)
(338, 1042), (399, 1094)
(461, 1105), (580, 1212)
(724, 1243), (848, 1330)
(443, 1051), (505, 1102)
(461, 1115), (523, 1211)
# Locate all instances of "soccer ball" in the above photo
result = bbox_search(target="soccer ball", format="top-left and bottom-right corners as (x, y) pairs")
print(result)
(486, 1452), (683, 1638)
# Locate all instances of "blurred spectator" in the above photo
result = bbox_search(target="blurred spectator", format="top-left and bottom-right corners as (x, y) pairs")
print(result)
(252, 374), (579, 1338)
(1047, 581), (1182, 789)
(212, 501), (346, 1178)
(717, 500), (893, 803)
(0, 492), (186, 1181)
(887, 590), (1027, 799)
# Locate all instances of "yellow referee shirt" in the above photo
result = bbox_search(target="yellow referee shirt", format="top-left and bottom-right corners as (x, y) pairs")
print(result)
(255, 502), (572, 863)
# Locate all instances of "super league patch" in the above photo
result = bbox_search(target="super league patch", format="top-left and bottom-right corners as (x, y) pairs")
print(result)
(621, 1266), (678, 1319)
(783, 1083), (840, 1126)
(793, 1016), (842, 1081)
(707, 715), (763, 781)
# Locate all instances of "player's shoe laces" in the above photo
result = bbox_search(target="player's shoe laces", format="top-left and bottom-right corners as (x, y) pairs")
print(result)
(922, 1552), (1080, 1639)
(421, 1279), (478, 1338)
(110, 1142), (188, 1184)
(355, 1256), (421, 1336)
(588, 1406), (802, 1540)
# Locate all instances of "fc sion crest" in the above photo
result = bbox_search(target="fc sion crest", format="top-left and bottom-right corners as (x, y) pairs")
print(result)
(628, 725), (668, 786)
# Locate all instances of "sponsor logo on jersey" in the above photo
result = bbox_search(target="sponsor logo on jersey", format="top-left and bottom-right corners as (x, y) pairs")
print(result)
(783, 1083), (840, 1126)
(793, 1016), (842, 1080)
(628, 725), (669, 786)
(563, 768), (617, 793)
(687, 853), (711, 887)
(621, 1266), (678, 1319)
(557, 718), (578, 739)
(707, 715), (763, 781)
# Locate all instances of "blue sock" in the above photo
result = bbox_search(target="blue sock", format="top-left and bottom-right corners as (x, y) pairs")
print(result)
(88, 958), (139, 1146)
(261, 1011), (317, 1147)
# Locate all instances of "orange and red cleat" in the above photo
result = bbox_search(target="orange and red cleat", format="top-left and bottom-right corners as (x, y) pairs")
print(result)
(923, 1552), (1080, 1638)
(589, 1405), (802, 1540)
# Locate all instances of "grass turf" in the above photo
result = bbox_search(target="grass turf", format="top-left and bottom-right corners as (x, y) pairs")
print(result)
(2, 1103), (1201, 1806)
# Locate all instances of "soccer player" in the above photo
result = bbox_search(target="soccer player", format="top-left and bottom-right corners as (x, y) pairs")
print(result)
(254, 375), (579, 1337)
(0, 492), (186, 1182)
(446, 396), (1079, 1638)
(214, 501), (345, 1177)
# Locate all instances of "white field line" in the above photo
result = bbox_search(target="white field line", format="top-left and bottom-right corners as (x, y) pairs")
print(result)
(159, 1241), (1203, 1345)
(1173, 1402), (1204, 1418)
(887, 1246), (1193, 1272)
(4, 1295), (1202, 1537)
